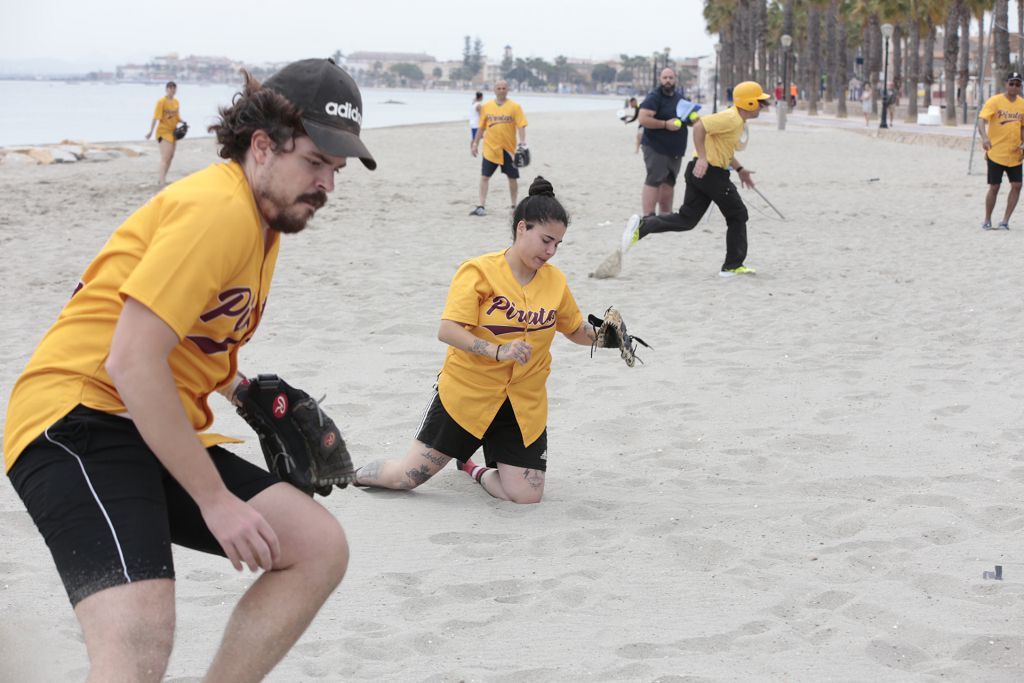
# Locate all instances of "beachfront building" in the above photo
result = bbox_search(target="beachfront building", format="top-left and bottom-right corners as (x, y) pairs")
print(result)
(343, 51), (444, 88)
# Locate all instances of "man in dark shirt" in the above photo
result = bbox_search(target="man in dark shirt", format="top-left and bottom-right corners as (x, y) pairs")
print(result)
(638, 68), (688, 215)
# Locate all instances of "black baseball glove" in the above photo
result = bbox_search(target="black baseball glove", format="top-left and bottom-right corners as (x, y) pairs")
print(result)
(173, 122), (189, 140)
(514, 144), (531, 168)
(235, 374), (355, 496)
(589, 306), (651, 367)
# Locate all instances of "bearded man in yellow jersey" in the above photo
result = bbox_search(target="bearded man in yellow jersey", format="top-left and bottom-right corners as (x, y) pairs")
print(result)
(978, 72), (1024, 230)
(4, 59), (375, 681)
(620, 81), (770, 277)
(469, 79), (528, 216)
(145, 81), (187, 185)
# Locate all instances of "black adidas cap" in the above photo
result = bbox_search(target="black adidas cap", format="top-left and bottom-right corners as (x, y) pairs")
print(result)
(264, 58), (376, 170)
(1008, 72), (1023, 82)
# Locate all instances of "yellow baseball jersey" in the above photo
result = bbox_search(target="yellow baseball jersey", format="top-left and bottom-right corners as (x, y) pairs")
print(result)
(437, 251), (582, 447)
(980, 93), (1024, 166)
(478, 99), (528, 165)
(693, 107), (745, 169)
(153, 96), (181, 141)
(4, 161), (278, 471)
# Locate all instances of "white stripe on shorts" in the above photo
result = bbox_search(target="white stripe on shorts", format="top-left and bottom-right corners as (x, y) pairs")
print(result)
(44, 427), (132, 584)
(414, 387), (440, 436)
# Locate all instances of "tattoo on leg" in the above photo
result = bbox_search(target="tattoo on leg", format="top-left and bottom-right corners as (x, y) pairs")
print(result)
(420, 448), (448, 467)
(405, 465), (433, 487)
(357, 460), (384, 484)
(521, 468), (544, 489)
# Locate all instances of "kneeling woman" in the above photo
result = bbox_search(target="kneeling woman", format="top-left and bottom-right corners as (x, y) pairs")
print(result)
(355, 177), (599, 504)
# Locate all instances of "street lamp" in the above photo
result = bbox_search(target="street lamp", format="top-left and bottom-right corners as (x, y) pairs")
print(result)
(713, 42), (722, 113)
(779, 34), (792, 130)
(880, 23), (894, 129)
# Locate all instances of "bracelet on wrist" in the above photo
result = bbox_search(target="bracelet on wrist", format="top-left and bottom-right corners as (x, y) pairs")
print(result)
(495, 344), (502, 361)
(735, 166), (745, 173)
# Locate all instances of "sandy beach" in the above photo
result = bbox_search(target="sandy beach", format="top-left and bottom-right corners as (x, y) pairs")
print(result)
(1, 109), (1023, 681)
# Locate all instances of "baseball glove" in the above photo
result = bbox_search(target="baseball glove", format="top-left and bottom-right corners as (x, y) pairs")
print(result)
(514, 144), (531, 168)
(589, 306), (651, 367)
(235, 374), (355, 496)
(173, 122), (189, 140)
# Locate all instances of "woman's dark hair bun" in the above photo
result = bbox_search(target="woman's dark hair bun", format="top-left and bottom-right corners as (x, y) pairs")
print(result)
(528, 176), (555, 198)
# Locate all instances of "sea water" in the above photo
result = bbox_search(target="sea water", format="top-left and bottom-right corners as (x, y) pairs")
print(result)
(0, 80), (619, 147)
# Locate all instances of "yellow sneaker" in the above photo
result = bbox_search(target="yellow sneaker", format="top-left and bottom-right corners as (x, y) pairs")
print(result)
(621, 214), (642, 254)
(719, 266), (756, 278)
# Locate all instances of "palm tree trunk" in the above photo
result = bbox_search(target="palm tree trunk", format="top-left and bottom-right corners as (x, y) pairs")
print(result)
(907, 20), (920, 121)
(995, 0), (1010, 79)
(944, 0), (961, 125)
(808, 4), (821, 114)
(958, 5), (970, 123)
(924, 24), (936, 107)
(826, 3), (837, 104)
(836, 11), (849, 117)
(869, 15), (882, 111)
(893, 25), (904, 106)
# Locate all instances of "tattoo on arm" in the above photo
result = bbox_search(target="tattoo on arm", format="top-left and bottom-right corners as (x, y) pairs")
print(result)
(471, 339), (489, 356)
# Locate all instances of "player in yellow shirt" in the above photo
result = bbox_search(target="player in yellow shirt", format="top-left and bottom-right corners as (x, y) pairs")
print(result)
(469, 79), (528, 216)
(978, 72), (1024, 230)
(619, 80), (771, 277)
(356, 177), (608, 504)
(4, 59), (376, 681)
(145, 81), (187, 185)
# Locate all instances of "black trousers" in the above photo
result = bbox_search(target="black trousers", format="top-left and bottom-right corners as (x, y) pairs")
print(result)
(640, 159), (749, 271)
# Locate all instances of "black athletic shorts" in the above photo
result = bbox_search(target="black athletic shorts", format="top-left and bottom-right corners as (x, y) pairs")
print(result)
(986, 155), (1022, 185)
(481, 150), (520, 179)
(415, 391), (547, 471)
(7, 405), (280, 606)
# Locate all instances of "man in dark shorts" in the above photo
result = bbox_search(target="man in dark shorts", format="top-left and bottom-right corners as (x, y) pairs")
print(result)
(638, 68), (688, 216)
(978, 72), (1024, 230)
(469, 79), (528, 216)
(3, 58), (375, 680)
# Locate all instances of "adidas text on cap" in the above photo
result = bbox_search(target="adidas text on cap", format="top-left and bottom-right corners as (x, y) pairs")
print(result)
(264, 58), (376, 170)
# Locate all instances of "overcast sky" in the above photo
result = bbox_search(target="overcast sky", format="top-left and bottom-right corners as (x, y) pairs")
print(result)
(3, 0), (717, 72)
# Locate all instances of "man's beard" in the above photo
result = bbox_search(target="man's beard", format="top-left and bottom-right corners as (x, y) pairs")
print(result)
(660, 84), (675, 96)
(260, 190), (328, 234)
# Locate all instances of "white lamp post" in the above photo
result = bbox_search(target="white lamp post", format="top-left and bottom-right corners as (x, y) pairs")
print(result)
(779, 34), (792, 130)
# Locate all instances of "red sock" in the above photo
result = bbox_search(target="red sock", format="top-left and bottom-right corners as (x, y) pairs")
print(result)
(459, 459), (489, 483)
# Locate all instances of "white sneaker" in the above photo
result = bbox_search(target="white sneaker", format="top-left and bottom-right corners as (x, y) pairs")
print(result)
(621, 215), (642, 254)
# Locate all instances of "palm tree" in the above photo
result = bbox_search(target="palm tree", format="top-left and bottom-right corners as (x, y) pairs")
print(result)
(994, 0), (1010, 79)
(943, 0), (962, 125)
(967, 0), (989, 108)
(835, 0), (850, 117)
(958, 2), (970, 122)
(807, 3), (823, 114)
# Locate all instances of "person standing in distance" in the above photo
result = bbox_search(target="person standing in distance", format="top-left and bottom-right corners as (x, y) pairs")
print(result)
(638, 68), (688, 216)
(620, 80), (770, 277)
(4, 58), (375, 681)
(470, 80), (528, 216)
(145, 81), (187, 185)
(470, 91), (483, 141)
(978, 71), (1024, 230)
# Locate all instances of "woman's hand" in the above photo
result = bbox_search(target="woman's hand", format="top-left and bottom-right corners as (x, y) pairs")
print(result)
(498, 340), (532, 365)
